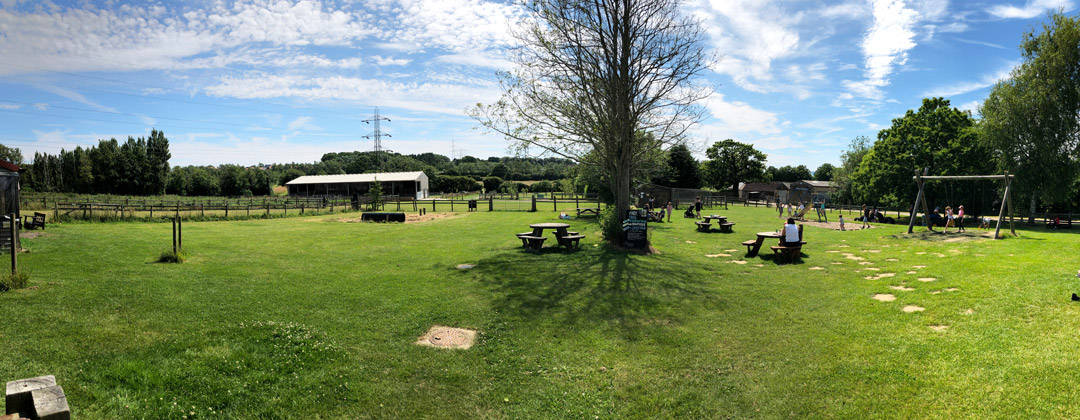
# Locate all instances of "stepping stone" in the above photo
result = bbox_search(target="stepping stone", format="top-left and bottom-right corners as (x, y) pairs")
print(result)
(685, 240), (696, 244)
(6, 375), (55, 418)
(890, 285), (915, 291)
(930, 290), (942, 295)
(859, 261), (873, 265)
(963, 308), (975, 315)
(831, 262), (843, 265)
(934, 253), (946, 258)
(948, 249), (962, 254)
(826, 250), (840, 253)
(912, 265), (926, 269)
(974, 254), (985, 257)
(455, 264), (475, 270)
(877, 273), (896, 278)
(415, 326), (477, 350)
(918, 277), (936, 282)
(944, 287), (959, 292)
(729, 260), (747, 265)
(754, 264), (764, 267)
(902, 305), (925, 313)
(705, 253), (732, 258)
(886, 258), (899, 262)
(906, 271), (917, 275)
(863, 267), (880, 271)
(845, 255), (865, 261)
(928, 325), (949, 332)
(724, 249), (738, 252)
(872, 294), (896, 302)
(865, 249), (881, 253)
(916, 252), (926, 255)
(809, 266), (824, 270)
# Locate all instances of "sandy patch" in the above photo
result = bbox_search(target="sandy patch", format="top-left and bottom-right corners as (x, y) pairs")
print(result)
(685, 240), (696, 244)
(918, 277), (936, 282)
(912, 265), (926, 269)
(809, 266), (824, 270)
(902, 305), (925, 313)
(415, 326), (477, 349)
(886, 258), (899, 262)
(944, 287), (959, 292)
(928, 325), (949, 332)
(906, 271), (917, 275)
(801, 220), (871, 231)
(890, 285), (915, 291)
(872, 294), (896, 302)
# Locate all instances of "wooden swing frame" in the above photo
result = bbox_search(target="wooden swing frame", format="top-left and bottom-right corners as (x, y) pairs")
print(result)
(907, 168), (1016, 239)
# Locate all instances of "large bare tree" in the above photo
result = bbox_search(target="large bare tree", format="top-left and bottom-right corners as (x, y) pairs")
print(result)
(472, 0), (709, 244)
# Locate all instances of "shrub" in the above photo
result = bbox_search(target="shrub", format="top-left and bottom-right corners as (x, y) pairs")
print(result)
(158, 250), (185, 263)
(482, 176), (503, 192)
(0, 271), (29, 291)
(599, 206), (622, 243)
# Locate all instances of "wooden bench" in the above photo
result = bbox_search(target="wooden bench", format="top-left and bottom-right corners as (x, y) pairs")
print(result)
(557, 234), (586, 250)
(575, 208), (599, 217)
(516, 232), (534, 247)
(718, 222), (735, 233)
(770, 244), (803, 263)
(519, 235), (547, 250)
(695, 221), (712, 232)
(23, 212), (45, 230)
(741, 239), (759, 253)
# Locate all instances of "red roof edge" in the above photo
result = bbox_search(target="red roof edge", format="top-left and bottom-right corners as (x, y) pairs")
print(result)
(0, 160), (21, 172)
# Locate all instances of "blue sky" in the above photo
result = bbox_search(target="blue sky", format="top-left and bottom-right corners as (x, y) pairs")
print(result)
(0, 0), (1072, 168)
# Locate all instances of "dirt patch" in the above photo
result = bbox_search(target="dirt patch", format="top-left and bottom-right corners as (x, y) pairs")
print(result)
(802, 220), (873, 231)
(809, 266), (824, 270)
(729, 260), (747, 265)
(20, 231), (48, 239)
(415, 326), (477, 350)
(705, 253), (732, 258)
(872, 293), (896, 302)
(918, 277), (936, 282)
(963, 308), (975, 315)
(902, 305), (925, 313)
(928, 325), (949, 332)
(890, 285), (915, 291)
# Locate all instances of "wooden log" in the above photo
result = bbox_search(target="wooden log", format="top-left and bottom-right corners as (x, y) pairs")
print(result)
(5, 375), (56, 418)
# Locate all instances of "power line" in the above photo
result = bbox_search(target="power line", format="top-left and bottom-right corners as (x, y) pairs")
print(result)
(362, 107), (391, 171)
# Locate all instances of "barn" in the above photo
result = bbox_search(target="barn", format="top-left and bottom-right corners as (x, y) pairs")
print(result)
(285, 171), (429, 199)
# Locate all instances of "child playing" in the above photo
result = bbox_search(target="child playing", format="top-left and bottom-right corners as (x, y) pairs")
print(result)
(838, 214), (846, 231)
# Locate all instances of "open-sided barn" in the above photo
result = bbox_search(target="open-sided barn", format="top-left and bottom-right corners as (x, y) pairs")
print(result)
(285, 171), (429, 199)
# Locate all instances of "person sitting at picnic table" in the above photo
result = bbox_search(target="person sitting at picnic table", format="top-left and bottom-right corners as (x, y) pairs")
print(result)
(666, 201), (673, 223)
(781, 217), (800, 245)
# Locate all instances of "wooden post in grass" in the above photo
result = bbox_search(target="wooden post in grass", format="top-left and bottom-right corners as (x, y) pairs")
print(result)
(10, 213), (17, 275)
(171, 217), (177, 256)
(178, 214), (182, 252)
(225, 202), (229, 218)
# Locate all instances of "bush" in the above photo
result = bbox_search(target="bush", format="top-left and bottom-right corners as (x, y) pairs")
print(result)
(599, 206), (622, 243)
(0, 271), (29, 291)
(482, 176), (503, 192)
(529, 180), (558, 192)
(157, 250), (185, 263)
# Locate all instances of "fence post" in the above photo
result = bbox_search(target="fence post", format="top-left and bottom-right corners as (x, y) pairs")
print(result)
(172, 217), (177, 255)
(489, 197), (494, 211)
(531, 195), (537, 212)
(225, 202), (229, 218)
(10, 213), (17, 275)
(266, 203), (270, 217)
(178, 214), (182, 252)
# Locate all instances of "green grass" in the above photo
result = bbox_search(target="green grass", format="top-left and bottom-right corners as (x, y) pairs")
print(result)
(2, 206), (1079, 418)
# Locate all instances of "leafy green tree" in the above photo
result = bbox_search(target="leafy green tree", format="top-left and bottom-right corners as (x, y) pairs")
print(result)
(851, 98), (991, 207)
(981, 12), (1080, 214)
(831, 136), (872, 203)
(665, 144), (701, 188)
(368, 179), (383, 210)
(489, 163), (509, 179)
(482, 176), (503, 192)
(702, 139), (767, 192)
(0, 144), (23, 165)
(814, 163), (835, 181)
(145, 129), (171, 195)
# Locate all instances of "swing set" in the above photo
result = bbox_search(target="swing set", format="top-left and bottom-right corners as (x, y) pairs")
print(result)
(907, 168), (1016, 239)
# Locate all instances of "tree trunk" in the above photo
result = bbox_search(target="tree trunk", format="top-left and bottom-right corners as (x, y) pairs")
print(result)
(1029, 194), (1037, 224)
(613, 160), (633, 245)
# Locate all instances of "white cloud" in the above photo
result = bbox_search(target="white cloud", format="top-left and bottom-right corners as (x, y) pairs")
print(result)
(435, 52), (515, 70)
(287, 116), (319, 131)
(389, 0), (524, 52)
(958, 100), (981, 114)
(845, 0), (919, 101)
(921, 62), (1015, 97)
(34, 84), (118, 113)
(371, 55), (411, 66)
(988, 0), (1074, 19)
(692, 93), (785, 141)
(689, 0), (802, 92)
(203, 74), (501, 116)
(0, 104), (21, 110)
(954, 38), (1007, 49)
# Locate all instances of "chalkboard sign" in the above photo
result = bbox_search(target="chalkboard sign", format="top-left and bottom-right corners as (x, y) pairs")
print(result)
(622, 209), (649, 249)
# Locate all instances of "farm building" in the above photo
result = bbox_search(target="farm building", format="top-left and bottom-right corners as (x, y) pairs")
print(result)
(286, 171), (429, 199)
(0, 159), (20, 217)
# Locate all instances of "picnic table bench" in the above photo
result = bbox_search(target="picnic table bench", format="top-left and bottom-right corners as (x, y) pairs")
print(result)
(695, 221), (712, 232)
(23, 212), (45, 230)
(575, 207), (599, 217)
(516, 223), (583, 251)
(717, 221), (735, 233)
(741, 225), (805, 260)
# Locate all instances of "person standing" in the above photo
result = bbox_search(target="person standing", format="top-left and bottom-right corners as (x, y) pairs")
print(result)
(957, 205), (966, 232)
(862, 204), (871, 229)
(666, 201), (673, 223)
(838, 214), (846, 231)
(694, 196), (703, 218)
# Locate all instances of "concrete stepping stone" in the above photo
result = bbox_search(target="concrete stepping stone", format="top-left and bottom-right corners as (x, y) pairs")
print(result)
(808, 266), (824, 270)
(886, 258), (899, 262)
(729, 260), (747, 265)
(902, 305), (925, 313)
(455, 264), (475, 270)
(963, 308), (975, 315)
(5, 375), (55, 418)
(890, 285), (915, 291)
(918, 277), (936, 282)
(928, 325), (949, 332)
(872, 294), (896, 302)
(415, 326), (477, 350)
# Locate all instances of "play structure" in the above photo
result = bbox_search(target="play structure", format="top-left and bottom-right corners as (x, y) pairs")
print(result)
(907, 169), (1015, 239)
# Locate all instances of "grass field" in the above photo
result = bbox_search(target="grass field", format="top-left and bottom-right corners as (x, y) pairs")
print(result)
(1, 206), (1079, 418)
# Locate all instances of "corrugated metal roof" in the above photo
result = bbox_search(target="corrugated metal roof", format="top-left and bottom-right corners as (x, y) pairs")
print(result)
(285, 171), (426, 185)
(800, 180), (836, 188)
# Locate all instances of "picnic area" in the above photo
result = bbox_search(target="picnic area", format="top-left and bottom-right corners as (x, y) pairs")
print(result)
(1, 205), (1079, 417)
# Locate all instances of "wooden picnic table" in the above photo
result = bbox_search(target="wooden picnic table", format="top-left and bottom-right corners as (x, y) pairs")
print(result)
(703, 215), (727, 223)
(530, 222), (571, 238)
(743, 231), (782, 257)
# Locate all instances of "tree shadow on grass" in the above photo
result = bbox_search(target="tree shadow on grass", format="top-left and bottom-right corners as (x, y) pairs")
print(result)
(890, 230), (1042, 242)
(470, 244), (719, 329)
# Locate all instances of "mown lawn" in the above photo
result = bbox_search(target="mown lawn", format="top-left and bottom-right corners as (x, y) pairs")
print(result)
(1, 206), (1079, 418)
